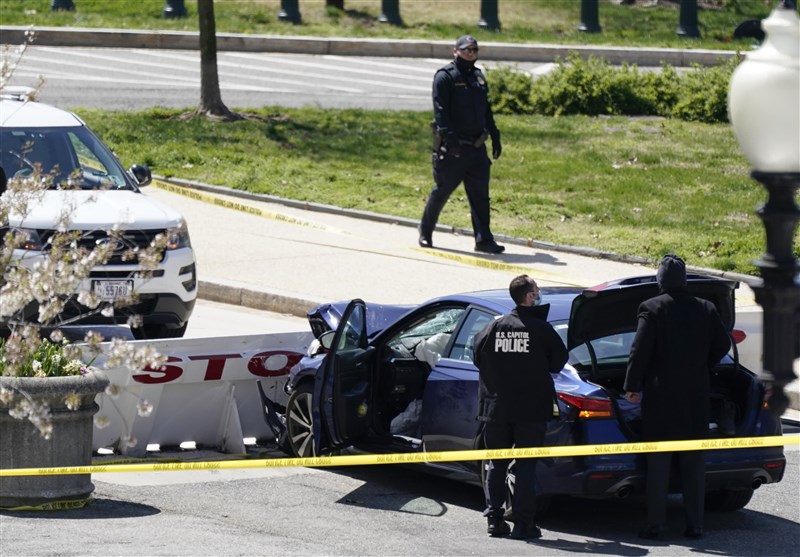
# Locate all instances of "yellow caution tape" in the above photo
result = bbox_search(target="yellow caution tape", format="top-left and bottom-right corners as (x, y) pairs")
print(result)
(1, 435), (795, 477)
(0, 497), (93, 511)
(152, 179), (349, 234)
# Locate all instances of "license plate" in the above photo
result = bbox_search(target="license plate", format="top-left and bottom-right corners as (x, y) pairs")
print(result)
(92, 280), (133, 301)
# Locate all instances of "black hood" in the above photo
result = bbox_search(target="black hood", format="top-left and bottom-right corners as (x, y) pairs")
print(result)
(566, 274), (738, 351)
(657, 254), (687, 292)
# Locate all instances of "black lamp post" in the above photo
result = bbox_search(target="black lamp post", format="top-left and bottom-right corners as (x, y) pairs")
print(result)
(163, 0), (187, 19)
(477, 0), (501, 31)
(676, 0), (701, 38)
(50, 0), (75, 10)
(578, 0), (602, 34)
(728, 1), (800, 417)
(378, 0), (403, 25)
(279, 0), (302, 24)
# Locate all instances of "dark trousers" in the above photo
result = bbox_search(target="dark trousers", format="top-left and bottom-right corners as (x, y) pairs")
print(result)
(483, 421), (546, 523)
(645, 451), (705, 530)
(420, 144), (493, 244)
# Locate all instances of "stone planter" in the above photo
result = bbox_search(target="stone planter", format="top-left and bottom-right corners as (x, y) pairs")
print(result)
(0, 371), (109, 510)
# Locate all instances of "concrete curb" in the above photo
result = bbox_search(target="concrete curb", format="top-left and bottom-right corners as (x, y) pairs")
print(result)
(199, 278), (326, 318)
(0, 25), (739, 66)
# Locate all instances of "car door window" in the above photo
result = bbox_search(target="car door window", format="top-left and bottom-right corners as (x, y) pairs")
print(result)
(65, 130), (127, 189)
(386, 307), (465, 365)
(449, 308), (496, 362)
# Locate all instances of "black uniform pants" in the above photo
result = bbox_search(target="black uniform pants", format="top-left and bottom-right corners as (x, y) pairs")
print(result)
(645, 451), (705, 530)
(483, 421), (546, 524)
(420, 144), (493, 244)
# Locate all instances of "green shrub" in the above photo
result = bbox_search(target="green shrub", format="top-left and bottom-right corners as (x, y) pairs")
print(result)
(670, 56), (740, 123)
(487, 52), (740, 123)
(487, 65), (536, 114)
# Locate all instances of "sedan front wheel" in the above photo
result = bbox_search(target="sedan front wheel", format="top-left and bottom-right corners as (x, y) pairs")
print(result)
(286, 383), (316, 458)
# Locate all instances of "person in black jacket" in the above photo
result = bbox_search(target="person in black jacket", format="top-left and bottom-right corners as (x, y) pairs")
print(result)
(624, 254), (731, 540)
(418, 35), (504, 254)
(473, 274), (568, 540)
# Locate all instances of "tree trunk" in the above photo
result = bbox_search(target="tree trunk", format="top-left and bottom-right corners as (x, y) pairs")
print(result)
(196, 0), (240, 121)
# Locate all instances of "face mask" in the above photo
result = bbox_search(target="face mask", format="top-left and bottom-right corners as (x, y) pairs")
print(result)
(533, 297), (542, 306)
(454, 56), (475, 72)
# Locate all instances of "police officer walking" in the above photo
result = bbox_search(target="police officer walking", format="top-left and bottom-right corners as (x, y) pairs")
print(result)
(418, 35), (505, 254)
(473, 275), (568, 539)
(624, 254), (731, 540)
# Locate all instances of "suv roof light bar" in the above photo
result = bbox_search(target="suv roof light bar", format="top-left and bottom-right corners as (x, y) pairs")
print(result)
(0, 86), (38, 102)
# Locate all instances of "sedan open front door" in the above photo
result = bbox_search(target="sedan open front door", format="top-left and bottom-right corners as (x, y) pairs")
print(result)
(314, 299), (376, 454)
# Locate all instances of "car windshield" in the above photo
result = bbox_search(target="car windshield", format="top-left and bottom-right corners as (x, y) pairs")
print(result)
(1, 126), (133, 190)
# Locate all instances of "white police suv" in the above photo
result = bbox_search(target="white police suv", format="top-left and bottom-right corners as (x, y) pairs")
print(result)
(1, 87), (196, 339)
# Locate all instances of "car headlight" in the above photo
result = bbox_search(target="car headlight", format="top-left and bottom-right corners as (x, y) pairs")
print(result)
(164, 220), (191, 250)
(11, 228), (44, 250)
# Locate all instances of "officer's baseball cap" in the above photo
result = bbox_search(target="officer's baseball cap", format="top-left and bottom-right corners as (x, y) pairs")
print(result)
(455, 35), (479, 50)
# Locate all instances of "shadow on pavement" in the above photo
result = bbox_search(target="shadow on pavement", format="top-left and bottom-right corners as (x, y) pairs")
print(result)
(0, 498), (160, 520)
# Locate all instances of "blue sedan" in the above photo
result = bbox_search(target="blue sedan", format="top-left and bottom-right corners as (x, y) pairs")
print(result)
(274, 274), (785, 513)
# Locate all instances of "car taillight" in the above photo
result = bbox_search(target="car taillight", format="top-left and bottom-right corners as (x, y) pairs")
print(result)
(731, 329), (746, 344)
(558, 393), (613, 419)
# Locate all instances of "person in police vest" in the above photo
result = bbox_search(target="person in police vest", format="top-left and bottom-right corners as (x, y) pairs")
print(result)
(473, 274), (568, 540)
(623, 254), (731, 540)
(418, 34), (505, 254)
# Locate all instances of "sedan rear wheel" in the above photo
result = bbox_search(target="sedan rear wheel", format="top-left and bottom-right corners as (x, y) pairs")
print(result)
(704, 488), (754, 512)
(286, 383), (316, 458)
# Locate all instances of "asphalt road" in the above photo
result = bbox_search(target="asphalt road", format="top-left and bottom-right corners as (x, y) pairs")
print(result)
(5, 45), (552, 111)
(1, 444), (798, 556)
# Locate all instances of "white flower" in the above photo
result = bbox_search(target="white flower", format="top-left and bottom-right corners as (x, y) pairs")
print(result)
(93, 414), (111, 429)
(63, 392), (81, 411)
(105, 384), (122, 398)
(137, 400), (154, 417)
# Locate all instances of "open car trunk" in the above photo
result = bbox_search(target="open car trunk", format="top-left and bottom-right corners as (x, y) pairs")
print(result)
(566, 274), (766, 441)
(570, 359), (765, 441)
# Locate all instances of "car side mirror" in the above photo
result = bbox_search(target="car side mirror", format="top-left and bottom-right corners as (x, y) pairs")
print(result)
(319, 330), (336, 351)
(130, 164), (152, 187)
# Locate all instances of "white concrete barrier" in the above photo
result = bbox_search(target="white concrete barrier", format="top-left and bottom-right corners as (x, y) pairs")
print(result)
(91, 332), (312, 457)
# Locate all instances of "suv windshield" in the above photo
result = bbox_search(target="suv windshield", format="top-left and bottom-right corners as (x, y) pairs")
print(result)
(1, 126), (133, 190)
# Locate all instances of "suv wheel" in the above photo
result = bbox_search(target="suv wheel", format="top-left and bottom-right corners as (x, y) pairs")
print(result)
(131, 323), (188, 340)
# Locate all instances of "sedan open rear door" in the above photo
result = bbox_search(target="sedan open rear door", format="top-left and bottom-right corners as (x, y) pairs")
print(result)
(313, 299), (377, 454)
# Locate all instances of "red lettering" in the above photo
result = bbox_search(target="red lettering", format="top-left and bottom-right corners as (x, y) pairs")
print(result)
(189, 354), (243, 381)
(248, 351), (303, 377)
(133, 355), (183, 384)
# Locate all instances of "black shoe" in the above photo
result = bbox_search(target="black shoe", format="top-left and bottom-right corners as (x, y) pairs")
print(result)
(487, 516), (511, 537)
(509, 521), (541, 540)
(638, 525), (664, 539)
(418, 228), (433, 249)
(683, 527), (703, 539)
(474, 241), (505, 254)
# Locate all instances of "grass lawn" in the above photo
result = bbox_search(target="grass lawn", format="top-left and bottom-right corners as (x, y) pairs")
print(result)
(76, 106), (797, 277)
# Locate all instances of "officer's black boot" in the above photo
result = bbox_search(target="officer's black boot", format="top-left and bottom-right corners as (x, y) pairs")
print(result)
(487, 515), (511, 537)
(509, 520), (542, 540)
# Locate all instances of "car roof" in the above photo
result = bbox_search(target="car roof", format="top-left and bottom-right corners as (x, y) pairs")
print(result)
(567, 274), (738, 350)
(0, 92), (84, 128)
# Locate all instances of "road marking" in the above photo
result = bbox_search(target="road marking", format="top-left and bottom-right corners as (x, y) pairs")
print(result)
(411, 247), (591, 286)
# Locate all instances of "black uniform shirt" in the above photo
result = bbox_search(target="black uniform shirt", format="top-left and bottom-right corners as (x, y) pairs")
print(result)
(473, 305), (568, 424)
(433, 61), (498, 142)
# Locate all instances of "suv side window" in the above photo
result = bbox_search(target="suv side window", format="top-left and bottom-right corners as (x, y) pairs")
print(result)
(449, 308), (496, 362)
